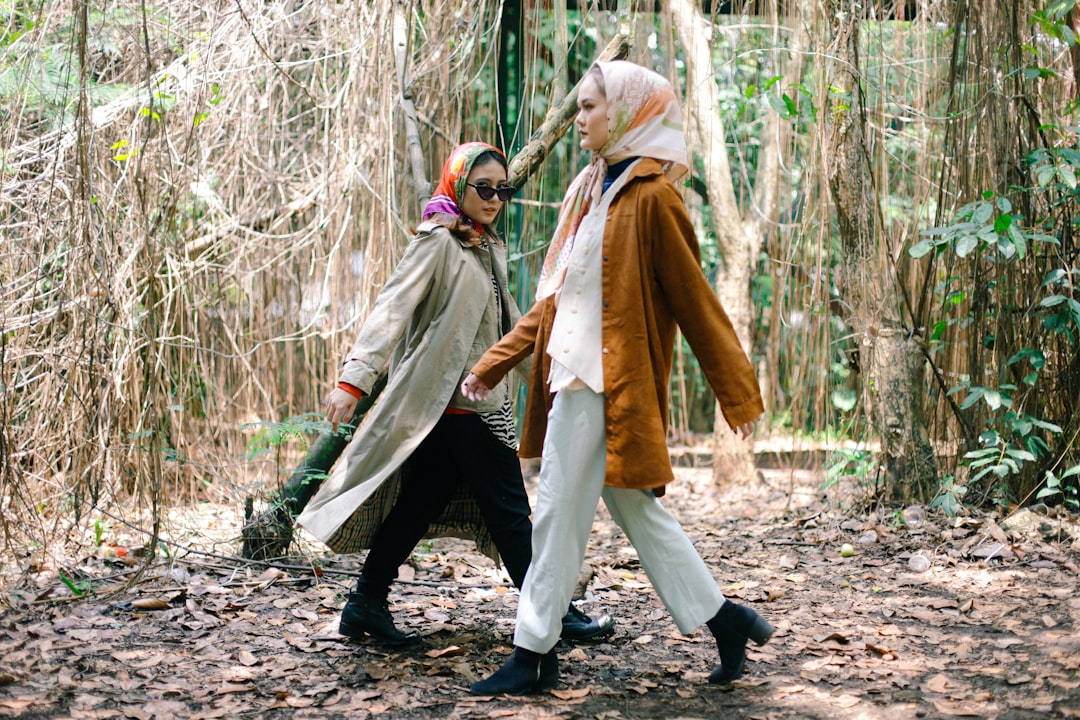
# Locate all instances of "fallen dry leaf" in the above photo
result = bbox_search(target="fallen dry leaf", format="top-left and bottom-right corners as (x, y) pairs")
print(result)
(425, 645), (463, 658)
(551, 686), (591, 700)
(932, 700), (994, 716)
(131, 597), (169, 610)
(365, 663), (390, 680)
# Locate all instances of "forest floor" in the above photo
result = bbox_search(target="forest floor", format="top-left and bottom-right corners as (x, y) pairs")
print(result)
(2, 456), (1079, 720)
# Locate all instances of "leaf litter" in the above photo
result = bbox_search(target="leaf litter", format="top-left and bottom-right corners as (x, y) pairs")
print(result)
(1, 465), (1078, 719)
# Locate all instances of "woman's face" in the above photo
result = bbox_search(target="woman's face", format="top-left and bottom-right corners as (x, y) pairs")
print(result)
(460, 158), (509, 226)
(576, 75), (610, 152)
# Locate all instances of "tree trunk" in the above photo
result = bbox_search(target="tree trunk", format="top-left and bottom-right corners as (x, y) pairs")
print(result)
(668, 0), (786, 489)
(394, 0), (430, 207)
(823, 0), (936, 502)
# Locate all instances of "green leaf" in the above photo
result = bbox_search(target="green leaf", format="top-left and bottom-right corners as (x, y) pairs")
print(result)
(1007, 347), (1046, 368)
(964, 447), (1001, 460)
(955, 235), (979, 257)
(1060, 164), (1078, 188)
(909, 239), (935, 258)
(994, 213), (1013, 233)
(1008, 224), (1027, 259)
(767, 93), (792, 118)
(1005, 448), (1036, 463)
(959, 387), (984, 409)
(971, 201), (994, 224)
(1040, 294), (1068, 307)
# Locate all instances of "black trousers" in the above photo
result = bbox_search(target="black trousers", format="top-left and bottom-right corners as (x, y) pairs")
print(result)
(355, 413), (533, 597)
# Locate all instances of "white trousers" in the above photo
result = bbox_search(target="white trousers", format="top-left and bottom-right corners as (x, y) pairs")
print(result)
(514, 387), (726, 653)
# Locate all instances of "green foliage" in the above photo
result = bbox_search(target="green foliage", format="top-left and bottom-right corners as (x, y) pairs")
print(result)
(910, 194), (1058, 261)
(0, 3), (176, 129)
(823, 448), (877, 494)
(929, 474), (967, 516)
(58, 569), (89, 596)
(911, 140), (1080, 512)
(1038, 464), (1080, 510)
(242, 412), (332, 461)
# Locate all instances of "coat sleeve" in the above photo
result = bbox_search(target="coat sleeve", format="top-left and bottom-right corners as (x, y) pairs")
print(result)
(339, 230), (447, 393)
(644, 182), (765, 429)
(491, 241), (534, 382)
(471, 297), (543, 387)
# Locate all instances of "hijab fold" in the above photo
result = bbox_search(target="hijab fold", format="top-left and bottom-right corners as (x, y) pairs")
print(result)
(535, 61), (688, 300)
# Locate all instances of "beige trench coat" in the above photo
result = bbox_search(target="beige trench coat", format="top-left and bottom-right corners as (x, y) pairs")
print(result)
(297, 222), (523, 558)
(471, 159), (764, 492)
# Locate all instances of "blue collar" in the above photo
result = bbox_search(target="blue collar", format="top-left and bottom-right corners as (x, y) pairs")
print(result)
(603, 157), (639, 193)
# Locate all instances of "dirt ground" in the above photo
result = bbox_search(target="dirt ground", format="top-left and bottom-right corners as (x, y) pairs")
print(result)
(2, 462), (1079, 720)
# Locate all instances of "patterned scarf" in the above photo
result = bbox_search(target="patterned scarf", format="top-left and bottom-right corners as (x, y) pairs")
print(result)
(535, 61), (689, 300)
(422, 142), (506, 245)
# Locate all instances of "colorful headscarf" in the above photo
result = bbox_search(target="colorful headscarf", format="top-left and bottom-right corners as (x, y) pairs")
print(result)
(535, 61), (688, 299)
(422, 142), (507, 243)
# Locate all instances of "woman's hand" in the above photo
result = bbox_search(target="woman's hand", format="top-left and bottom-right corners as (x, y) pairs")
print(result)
(734, 419), (756, 440)
(324, 387), (359, 433)
(460, 373), (491, 402)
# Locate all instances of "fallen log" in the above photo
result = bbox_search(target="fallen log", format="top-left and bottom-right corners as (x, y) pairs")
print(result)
(241, 374), (386, 560)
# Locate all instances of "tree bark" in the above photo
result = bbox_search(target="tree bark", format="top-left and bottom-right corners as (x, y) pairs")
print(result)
(823, 0), (936, 502)
(394, 0), (430, 207)
(668, 0), (786, 489)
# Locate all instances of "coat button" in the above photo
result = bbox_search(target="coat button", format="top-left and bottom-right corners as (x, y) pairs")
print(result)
(603, 301), (609, 308)
(602, 347), (609, 354)
(603, 256), (609, 261)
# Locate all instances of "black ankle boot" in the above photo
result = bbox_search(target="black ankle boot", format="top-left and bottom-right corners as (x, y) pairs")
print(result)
(469, 647), (559, 695)
(560, 603), (616, 642)
(705, 601), (774, 685)
(339, 591), (419, 646)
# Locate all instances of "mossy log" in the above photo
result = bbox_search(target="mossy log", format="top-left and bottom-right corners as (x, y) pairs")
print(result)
(241, 374), (387, 560)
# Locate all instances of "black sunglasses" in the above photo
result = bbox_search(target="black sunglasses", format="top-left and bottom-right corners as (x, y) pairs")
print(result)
(466, 182), (516, 202)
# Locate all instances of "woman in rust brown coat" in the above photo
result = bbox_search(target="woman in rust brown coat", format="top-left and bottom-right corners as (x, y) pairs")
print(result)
(461, 61), (774, 695)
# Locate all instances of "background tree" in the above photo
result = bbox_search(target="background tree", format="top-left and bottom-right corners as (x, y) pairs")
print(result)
(668, 0), (791, 488)
(821, 0), (937, 501)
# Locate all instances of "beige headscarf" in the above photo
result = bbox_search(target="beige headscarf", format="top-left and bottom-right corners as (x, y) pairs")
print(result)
(535, 60), (689, 300)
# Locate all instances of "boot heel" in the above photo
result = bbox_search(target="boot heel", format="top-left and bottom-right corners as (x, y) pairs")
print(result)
(748, 615), (775, 646)
(536, 650), (559, 691)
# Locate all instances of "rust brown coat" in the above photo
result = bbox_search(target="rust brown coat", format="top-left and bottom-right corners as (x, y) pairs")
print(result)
(471, 159), (764, 491)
